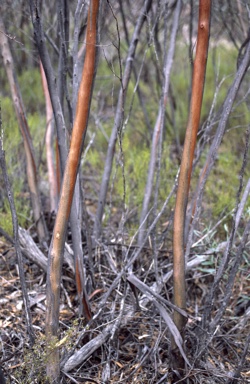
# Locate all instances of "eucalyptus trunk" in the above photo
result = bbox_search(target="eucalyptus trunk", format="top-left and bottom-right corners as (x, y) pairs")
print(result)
(171, 0), (211, 374)
(45, 1), (100, 381)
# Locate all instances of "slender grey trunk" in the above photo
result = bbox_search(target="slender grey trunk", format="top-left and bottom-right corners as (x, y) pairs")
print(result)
(185, 38), (250, 261)
(138, 0), (182, 247)
(93, 0), (153, 242)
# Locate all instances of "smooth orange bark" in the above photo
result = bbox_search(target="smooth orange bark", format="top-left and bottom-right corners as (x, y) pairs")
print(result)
(172, 0), (211, 373)
(45, 1), (99, 381)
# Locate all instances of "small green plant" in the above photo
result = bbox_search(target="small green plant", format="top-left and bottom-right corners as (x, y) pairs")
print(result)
(14, 319), (79, 383)
(14, 333), (47, 384)
(0, 193), (31, 235)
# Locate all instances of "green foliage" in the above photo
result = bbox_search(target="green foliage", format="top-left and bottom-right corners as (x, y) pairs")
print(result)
(0, 68), (46, 234)
(18, 68), (45, 114)
(15, 333), (47, 384)
(0, 39), (249, 236)
(202, 56), (250, 218)
(167, 42), (250, 224)
(14, 320), (79, 384)
(202, 45), (238, 117)
(207, 149), (238, 215)
(113, 135), (150, 207)
(87, 41), (249, 233)
(0, 98), (28, 233)
(166, 43), (239, 144)
(1, 97), (19, 143)
(0, 192), (31, 235)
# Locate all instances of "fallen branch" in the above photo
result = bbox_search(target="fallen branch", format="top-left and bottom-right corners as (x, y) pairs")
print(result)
(127, 273), (190, 367)
(18, 227), (48, 272)
(62, 254), (208, 372)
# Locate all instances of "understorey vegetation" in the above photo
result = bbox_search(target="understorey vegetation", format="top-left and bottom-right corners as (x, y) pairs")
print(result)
(0, 1), (249, 383)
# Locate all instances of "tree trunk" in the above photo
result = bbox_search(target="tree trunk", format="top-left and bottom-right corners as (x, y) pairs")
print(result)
(45, 1), (100, 381)
(0, 14), (48, 248)
(171, 0), (211, 376)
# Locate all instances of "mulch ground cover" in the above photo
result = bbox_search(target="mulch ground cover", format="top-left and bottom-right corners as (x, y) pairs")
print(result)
(0, 229), (249, 383)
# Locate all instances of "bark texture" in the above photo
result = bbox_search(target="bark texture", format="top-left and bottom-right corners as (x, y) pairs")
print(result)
(45, 1), (100, 381)
(172, 0), (211, 374)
